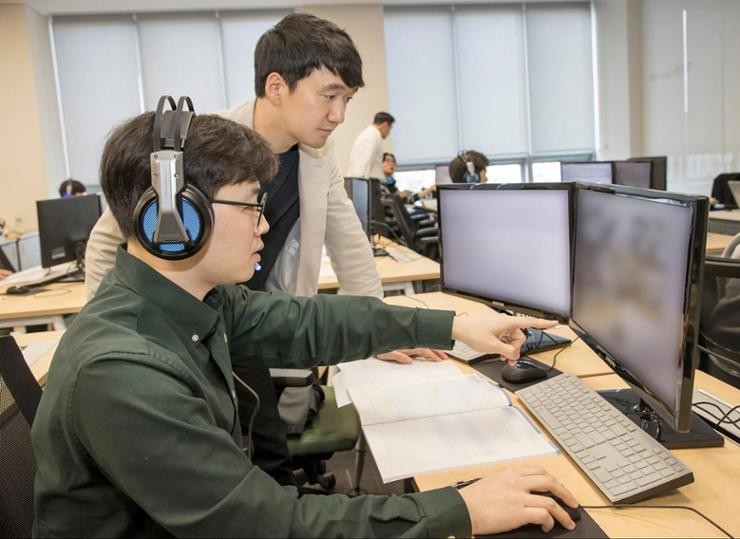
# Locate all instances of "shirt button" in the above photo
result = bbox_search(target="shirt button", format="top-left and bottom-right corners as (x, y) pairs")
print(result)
(224, 334), (228, 343)
(191, 334), (199, 342)
(231, 390), (237, 400)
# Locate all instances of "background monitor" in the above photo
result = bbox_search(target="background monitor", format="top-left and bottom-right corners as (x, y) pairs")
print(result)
(438, 183), (572, 321)
(36, 194), (102, 269)
(561, 162), (613, 184)
(344, 177), (385, 239)
(628, 156), (667, 191)
(570, 184), (708, 433)
(613, 161), (652, 189)
(435, 164), (452, 185)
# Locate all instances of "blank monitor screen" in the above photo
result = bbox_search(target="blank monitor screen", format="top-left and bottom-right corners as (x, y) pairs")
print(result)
(561, 162), (613, 184)
(37, 194), (102, 268)
(571, 187), (703, 430)
(435, 165), (452, 185)
(614, 161), (652, 189)
(439, 186), (571, 318)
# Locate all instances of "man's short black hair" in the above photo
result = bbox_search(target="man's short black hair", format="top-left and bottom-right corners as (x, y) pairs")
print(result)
(100, 113), (277, 239)
(449, 150), (489, 183)
(58, 179), (86, 197)
(373, 112), (395, 126)
(254, 13), (364, 97)
(382, 152), (396, 163)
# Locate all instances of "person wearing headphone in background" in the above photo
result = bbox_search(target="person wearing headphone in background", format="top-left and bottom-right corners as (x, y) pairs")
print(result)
(83, 14), (449, 489)
(449, 150), (489, 184)
(58, 178), (87, 198)
(31, 109), (578, 539)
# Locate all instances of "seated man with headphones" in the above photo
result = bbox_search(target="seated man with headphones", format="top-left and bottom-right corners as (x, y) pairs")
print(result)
(31, 102), (578, 538)
(449, 150), (490, 184)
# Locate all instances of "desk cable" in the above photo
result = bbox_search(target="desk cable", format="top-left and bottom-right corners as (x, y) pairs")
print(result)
(580, 504), (732, 538)
(546, 336), (580, 372)
(691, 401), (740, 428)
(232, 370), (260, 460)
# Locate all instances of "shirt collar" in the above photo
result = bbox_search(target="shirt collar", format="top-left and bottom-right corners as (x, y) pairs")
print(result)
(112, 245), (221, 343)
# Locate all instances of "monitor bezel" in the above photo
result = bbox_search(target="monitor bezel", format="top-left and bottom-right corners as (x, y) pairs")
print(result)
(437, 182), (574, 323)
(568, 182), (708, 432)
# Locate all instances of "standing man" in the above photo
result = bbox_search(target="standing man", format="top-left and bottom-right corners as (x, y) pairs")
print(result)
(83, 13), (442, 487)
(347, 112), (395, 180)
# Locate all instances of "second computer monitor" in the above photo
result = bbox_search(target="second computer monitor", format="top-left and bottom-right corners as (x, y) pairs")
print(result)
(613, 161), (652, 190)
(628, 156), (667, 191)
(561, 161), (613, 184)
(438, 184), (572, 320)
(570, 184), (707, 432)
(37, 194), (102, 269)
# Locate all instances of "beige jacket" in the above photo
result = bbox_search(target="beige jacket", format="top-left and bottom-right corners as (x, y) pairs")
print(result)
(85, 99), (383, 300)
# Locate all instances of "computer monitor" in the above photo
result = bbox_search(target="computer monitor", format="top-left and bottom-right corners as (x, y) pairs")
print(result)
(570, 184), (718, 444)
(435, 164), (452, 185)
(438, 183), (573, 322)
(36, 194), (102, 269)
(628, 156), (667, 191)
(560, 162), (613, 184)
(613, 161), (652, 190)
(344, 177), (371, 239)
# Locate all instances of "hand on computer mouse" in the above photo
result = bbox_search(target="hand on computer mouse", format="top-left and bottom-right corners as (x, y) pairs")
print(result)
(451, 314), (557, 363)
(457, 467), (578, 535)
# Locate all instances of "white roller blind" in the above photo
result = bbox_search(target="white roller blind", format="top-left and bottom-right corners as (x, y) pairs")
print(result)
(526, 3), (594, 153)
(454, 6), (528, 156)
(384, 7), (458, 164)
(138, 13), (225, 113)
(53, 15), (141, 184)
(220, 10), (289, 107)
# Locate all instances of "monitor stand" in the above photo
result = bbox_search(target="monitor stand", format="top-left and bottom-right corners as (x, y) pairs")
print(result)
(372, 247), (388, 257)
(521, 328), (571, 355)
(599, 388), (724, 449)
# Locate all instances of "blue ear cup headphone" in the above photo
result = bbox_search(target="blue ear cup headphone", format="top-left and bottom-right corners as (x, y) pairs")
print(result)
(460, 151), (479, 184)
(132, 95), (213, 260)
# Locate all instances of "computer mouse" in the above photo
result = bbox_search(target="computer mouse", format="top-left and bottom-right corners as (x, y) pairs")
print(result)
(501, 359), (548, 384)
(5, 285), (32, 295)
(536, 492), (582, 523)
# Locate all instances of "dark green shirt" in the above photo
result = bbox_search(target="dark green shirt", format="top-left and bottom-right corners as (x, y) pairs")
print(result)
(32, 247), (471, 538)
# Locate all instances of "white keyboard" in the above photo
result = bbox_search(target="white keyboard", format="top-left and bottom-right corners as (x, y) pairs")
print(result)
(385, 247), (415, 263)
(448, 341), (486, 363)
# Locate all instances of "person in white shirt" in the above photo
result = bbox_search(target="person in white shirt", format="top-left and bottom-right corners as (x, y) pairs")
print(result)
(347, 112), (395, 180)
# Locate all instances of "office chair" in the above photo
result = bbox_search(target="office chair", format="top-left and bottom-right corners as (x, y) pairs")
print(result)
(0, 336), (43, 537)
(699, 246), (740, 389)
(233, 361), (364, 494)
(389, 194), (439, 261)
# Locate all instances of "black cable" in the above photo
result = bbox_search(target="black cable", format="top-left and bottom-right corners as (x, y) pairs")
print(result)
(581, 504), (733, 538)
(692, 401), (740, 427)
(545, 336), (579, 371)
(370, 220), (406, 245)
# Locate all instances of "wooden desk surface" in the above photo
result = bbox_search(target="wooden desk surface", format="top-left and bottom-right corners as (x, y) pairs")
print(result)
(384, 292), (613, 377)
(318, 239), (440, 290)
(395, 292), (740, 537)
(0, 282), (87, 320)
(13, 330), (63, 385)
(709, 209), (740, 222)
(705, 232), (734, 255)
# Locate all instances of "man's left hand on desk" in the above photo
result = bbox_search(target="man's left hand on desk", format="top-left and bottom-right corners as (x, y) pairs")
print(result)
(377, 348), (449, 364)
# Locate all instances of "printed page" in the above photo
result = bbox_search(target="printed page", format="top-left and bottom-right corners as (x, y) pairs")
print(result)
(332, 358), (461, 407)
(364, 407), (558, 483)
(21, 340), (59, 367)
(348, 373), (509, 425)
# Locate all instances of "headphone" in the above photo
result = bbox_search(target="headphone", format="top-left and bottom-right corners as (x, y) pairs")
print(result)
(459, 151), (479, 184)
(132, 95), (213, 260)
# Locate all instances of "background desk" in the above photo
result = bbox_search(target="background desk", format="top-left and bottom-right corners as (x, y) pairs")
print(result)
(0, 282), (86, 332)
(319, 240), (440, 295)
(705, 232), (735, 255)
(384, 292), (739, 538)
(708, 209), (740, 236)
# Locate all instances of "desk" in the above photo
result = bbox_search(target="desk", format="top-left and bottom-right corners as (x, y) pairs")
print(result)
(318, 239), (440, 295)
(706, 232), (734, 255)
(708, 209), (740, 236)
(387, 293), (739, 538)
(0, 282), (86, 332)
(13, 330), (63, 385)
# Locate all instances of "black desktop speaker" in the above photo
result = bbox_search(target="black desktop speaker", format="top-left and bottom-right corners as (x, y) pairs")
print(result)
(133, 95), (213, 260)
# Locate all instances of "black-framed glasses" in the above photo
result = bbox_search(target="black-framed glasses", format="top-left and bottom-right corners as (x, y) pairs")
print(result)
(212, 192), (268, 227)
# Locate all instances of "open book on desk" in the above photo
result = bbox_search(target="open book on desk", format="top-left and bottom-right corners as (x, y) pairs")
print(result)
(348, 374), (558, 483)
